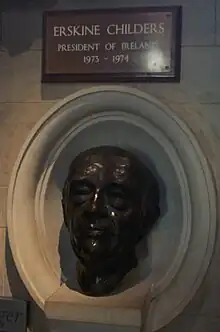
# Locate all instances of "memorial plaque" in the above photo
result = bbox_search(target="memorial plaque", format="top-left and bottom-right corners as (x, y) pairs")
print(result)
(42, 7), (182, 83)
(0, 298), (27, 332)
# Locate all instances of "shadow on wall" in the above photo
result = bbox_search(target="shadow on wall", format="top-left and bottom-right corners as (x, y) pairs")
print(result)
(0, 0), (155, 102)
(0, 0), (112, 55)
(0, 0), (58, 56)
(0, 0), (57, 11)
(5, 232), (49, 332)
(0, 0), (158, 57)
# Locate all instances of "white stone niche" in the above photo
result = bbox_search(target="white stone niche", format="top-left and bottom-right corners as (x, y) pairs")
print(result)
(7, 86), (216, 332)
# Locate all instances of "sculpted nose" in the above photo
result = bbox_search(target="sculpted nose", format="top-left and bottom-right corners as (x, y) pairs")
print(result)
(91, 189), (100, 211)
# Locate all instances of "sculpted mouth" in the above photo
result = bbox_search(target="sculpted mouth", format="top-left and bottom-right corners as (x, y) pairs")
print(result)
(88, 228), (104, 237)
(73, 214), (116, 236)
(88, 222), (111, 236)
(90, 217), (112, 229)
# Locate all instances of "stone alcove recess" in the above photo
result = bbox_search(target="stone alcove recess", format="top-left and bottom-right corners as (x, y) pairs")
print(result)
(7, 86), (216, 332)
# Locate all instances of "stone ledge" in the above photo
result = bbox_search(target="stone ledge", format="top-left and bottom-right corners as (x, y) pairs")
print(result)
(45, 287), (142, 328)
(49, 319), (140, 332)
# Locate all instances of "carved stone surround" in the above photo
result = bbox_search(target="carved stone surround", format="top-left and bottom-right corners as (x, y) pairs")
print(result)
(7, 86), (216, 331)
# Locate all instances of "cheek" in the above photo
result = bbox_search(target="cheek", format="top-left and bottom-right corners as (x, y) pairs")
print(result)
(111, 203), (142, 223)
(123, 208), (133, 218)
(72, 200), (91, 214)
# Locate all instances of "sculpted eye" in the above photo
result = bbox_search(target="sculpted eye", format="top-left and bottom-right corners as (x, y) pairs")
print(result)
(110, 197), (127, 210)
(105, 184), (128, 210)
(71, 180), (94, 204)
(74, 184), (91, 195)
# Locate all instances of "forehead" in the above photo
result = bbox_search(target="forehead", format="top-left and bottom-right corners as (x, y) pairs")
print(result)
(71, 153), (133, 181)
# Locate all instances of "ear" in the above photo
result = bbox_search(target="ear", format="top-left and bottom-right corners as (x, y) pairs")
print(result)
(62, 179), (71, 231)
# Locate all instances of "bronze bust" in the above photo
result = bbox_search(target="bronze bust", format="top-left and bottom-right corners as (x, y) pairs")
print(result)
(62, 146), (160, 296)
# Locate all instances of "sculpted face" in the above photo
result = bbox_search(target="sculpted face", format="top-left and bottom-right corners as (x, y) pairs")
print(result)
(62, 146), (160, 296)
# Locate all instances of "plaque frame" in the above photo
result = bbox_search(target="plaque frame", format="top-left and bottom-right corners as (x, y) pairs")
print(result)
(42, 6), (182, 83)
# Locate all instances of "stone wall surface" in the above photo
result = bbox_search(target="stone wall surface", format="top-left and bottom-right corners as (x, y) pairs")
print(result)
(0, 0), (220, 331)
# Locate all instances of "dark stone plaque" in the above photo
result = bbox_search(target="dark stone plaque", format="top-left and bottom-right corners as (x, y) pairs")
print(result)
(42, 7), (182, 83)
(0, 298), (27, 332)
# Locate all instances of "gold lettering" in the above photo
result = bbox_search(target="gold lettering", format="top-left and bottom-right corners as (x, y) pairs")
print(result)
(107, 24), (115, 35)
(151, 23), (157, 33)
(159, 22), (165, 34)
(107, 22), (165, 35)
(53, 26), (60, 36)
(57, 43), (100, 52)
(60, 26), (67, 36)
(144, 23), (150, 34)
(53, 25), (101, 37)
(133, 24), (143, 34)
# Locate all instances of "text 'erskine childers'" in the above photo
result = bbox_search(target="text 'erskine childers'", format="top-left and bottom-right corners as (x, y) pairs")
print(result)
(53, 22), (165, 37)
